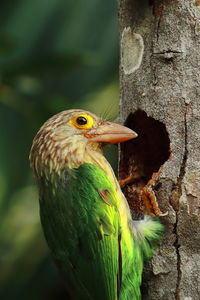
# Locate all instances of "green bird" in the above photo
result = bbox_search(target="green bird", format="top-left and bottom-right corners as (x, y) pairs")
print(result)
(30, 109), (163, 300)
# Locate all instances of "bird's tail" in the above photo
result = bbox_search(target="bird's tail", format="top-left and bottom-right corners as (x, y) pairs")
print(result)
(130, 215), (164, 259)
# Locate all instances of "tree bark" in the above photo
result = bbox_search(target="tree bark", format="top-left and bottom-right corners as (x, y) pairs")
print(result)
(119, 1), (200, 299)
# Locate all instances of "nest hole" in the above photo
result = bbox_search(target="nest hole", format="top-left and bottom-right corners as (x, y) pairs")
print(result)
(119, 109), (171, 214)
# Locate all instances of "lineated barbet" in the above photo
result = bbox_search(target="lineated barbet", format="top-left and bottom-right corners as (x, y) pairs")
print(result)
(30, 109), (163, 300)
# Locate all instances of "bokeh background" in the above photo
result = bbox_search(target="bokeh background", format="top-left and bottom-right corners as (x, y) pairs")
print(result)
(0, 1), (119, 299)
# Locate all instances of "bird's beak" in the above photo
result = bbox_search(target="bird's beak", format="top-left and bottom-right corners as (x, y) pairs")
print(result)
(85, 121), (137, 143)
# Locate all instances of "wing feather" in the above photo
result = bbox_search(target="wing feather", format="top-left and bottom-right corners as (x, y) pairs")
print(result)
(40, 163), (121, 300)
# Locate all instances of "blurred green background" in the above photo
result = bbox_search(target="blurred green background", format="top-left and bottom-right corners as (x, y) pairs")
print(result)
(0, 1), (119, 299)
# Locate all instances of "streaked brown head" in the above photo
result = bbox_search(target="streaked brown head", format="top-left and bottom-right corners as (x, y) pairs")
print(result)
(29, 109), (137, 179)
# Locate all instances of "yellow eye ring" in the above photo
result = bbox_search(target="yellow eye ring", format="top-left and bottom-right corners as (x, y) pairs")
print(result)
(68, 114), (94, 130)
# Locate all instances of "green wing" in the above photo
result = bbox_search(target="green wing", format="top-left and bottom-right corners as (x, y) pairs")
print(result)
(39, 163), (121, 300)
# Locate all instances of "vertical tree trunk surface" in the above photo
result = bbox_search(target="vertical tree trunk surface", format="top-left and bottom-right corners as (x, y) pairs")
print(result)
(119, 1), (200, 299)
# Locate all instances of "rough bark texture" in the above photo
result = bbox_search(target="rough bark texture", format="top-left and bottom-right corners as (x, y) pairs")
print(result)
(119, 1), (200, 299)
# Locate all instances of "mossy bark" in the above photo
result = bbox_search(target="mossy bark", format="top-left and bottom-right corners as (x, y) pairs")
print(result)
(119, 1), (200, 299)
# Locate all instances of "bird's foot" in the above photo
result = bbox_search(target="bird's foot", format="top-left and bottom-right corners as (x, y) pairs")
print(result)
(141, 186), (168, 217)
(118, 174), (140, 187)
(119, 173), (167, 217)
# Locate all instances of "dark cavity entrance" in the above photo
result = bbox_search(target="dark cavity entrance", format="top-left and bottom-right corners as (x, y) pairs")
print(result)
(119, 109), (170, 215)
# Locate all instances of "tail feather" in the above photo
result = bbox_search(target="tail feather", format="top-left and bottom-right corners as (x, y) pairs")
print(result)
(130, 215), (164, 259)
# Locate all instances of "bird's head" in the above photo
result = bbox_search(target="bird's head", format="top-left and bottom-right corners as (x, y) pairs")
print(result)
(30, 109), (137, 179)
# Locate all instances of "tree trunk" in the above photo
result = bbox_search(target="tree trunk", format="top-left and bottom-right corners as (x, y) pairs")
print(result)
(119, 1), (200, 299)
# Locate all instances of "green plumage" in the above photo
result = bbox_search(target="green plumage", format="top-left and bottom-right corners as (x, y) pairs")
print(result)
(40, 164), (120, 299)
(39, 163), (163, 300)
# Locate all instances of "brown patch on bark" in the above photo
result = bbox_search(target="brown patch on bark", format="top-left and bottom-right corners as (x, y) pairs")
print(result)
(153, 2), (164, 17)
(194, 0), (200, 6)
(151, 0), (179, 17)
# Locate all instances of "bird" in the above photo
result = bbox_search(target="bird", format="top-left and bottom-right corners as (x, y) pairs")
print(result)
(30, 109), (163, 300)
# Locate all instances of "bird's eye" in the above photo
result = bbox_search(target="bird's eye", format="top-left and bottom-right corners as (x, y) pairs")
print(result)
(76, 116), (87, 125)
(68, 113), (94, 129)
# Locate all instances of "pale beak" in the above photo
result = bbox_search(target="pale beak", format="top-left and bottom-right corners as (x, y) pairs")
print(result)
(85, 121), (137, 143)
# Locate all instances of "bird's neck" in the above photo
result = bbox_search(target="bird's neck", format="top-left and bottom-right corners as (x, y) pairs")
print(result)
(84, 145), (119, 190)
(84, 145), (132, 224)
(31, 132), (118, 191)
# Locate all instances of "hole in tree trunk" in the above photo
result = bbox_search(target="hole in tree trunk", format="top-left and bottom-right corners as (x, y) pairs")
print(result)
(119, 109), (170, 217)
